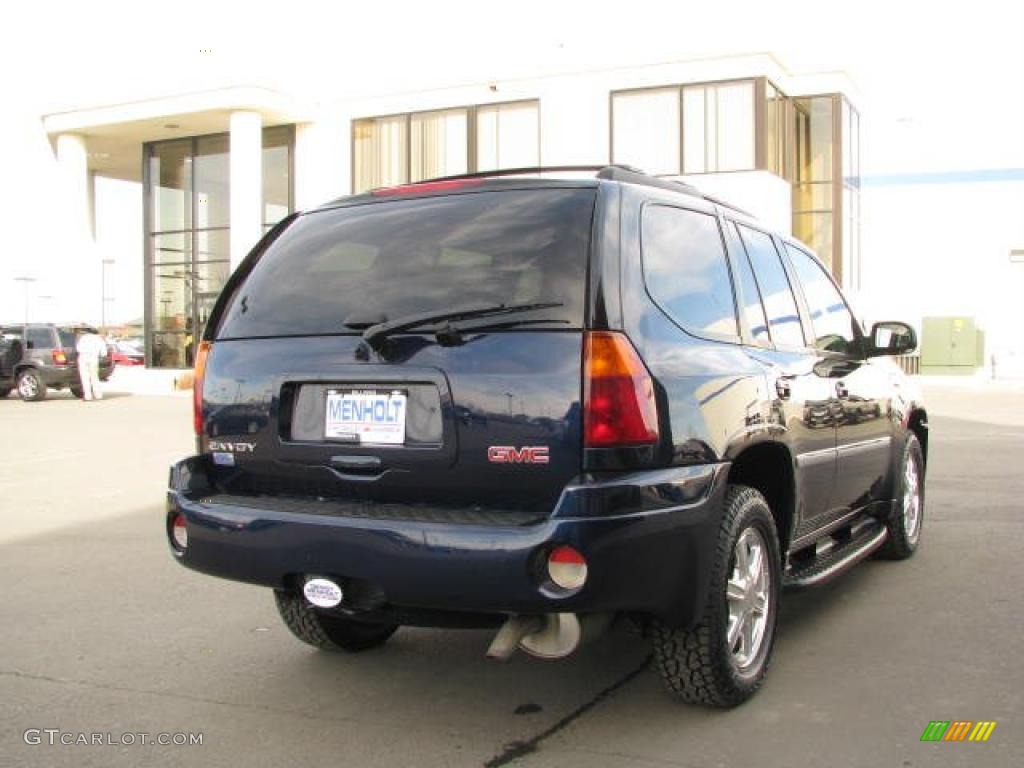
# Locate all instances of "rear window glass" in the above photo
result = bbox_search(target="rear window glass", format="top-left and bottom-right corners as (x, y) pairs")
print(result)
(58, 330), (77, 348)
(217, 189), (596, 339)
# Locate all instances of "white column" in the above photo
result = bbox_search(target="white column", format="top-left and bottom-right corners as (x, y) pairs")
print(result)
(56, 133), (99, 322)
(229, 110), (263, 269)
(56, 133), (94, 240)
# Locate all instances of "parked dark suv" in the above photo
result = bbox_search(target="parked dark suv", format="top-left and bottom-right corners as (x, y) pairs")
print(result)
(167, 166), (927, 706)
(0, 324), (114, 401)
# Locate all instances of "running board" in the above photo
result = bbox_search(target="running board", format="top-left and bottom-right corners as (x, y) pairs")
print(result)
(783, 521), (888, 590)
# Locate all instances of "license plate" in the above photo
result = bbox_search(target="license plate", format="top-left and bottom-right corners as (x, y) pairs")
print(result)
(324, 389), (407, 445)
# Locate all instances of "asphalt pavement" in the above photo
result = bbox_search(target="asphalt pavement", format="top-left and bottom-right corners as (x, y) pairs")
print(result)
(0, 383), (1021, 767)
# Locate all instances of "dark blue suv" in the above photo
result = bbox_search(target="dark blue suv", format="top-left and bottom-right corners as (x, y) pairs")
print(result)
(167, 166), (927, 706)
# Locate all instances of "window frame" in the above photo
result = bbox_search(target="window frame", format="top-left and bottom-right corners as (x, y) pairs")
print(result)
(350, 99), (541, 194)
(610, 77), (769, 177)
(638, 200), (742, 345)
(777, 238), (867, 359)
(731, 221), (809, 351)
(721, 218), (774, 350)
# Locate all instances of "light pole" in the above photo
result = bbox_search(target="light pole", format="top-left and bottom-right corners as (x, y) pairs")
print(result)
(101, 259), (116, 332)
(14, 277), (37, 324)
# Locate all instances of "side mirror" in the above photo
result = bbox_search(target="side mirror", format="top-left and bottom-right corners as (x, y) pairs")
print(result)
(868, 321), (917, 357)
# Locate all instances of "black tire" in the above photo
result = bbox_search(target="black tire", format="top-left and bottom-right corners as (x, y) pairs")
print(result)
(274, 590), (398, 652)
(70, 385), (84, 399)
(16, 368), (46, 402)
(652, 485), (781, 707)
(877, 434), (925, 560)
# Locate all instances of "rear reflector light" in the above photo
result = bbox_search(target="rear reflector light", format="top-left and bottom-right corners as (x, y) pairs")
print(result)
(372, 178), (483, 196)
(547, 546), (588, 591)
(52, 350), (68, 365)
(193, 341), (212, 436)
(583, 332), (659, 448)
(171, 513), (188, 551)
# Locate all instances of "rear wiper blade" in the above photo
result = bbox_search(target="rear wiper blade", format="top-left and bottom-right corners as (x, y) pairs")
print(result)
(435, 317), (569, 346)
(362, 302), (563, 349)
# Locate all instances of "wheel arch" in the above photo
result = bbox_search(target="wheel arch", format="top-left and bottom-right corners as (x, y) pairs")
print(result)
(725, 441), (796, 553)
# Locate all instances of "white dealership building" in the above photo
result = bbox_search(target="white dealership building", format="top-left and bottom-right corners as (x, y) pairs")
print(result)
(8, 9), (1024, 375)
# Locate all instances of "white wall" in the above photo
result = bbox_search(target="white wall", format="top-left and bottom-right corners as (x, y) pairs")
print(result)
(859, 178), (1024, 372)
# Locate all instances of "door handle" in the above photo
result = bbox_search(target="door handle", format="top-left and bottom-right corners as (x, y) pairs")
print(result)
(835, 381), (849, 399)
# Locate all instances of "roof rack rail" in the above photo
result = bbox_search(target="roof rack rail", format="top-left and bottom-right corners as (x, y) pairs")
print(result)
(340, 165), (753, 217)
(408, 165), (613, 182)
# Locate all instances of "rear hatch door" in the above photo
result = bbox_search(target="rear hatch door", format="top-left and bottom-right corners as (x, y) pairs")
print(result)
(202, 185), (597, 513)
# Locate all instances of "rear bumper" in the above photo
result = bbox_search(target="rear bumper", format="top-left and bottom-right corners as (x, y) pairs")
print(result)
(167, 455), (728, 626)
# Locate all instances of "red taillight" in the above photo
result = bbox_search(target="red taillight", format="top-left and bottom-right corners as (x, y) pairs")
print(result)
(193, 341), (212, 436)
(372, 178), (482, 196)
(171, 513), (188, 551)
(547, 545), (588, 591)
(52, 349), (68, 365)
(583, 332), (659, 448)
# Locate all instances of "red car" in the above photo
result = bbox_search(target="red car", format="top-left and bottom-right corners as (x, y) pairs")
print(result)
(110, 340), (144, 366)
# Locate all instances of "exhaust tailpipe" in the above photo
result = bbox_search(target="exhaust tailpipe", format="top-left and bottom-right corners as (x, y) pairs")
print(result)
(487, 613), (612, 661)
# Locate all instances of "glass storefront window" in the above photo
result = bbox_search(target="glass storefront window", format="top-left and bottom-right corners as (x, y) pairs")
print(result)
(149, 140), (191, 233)
(263, 126), (293, 226)
(611, 88), (680, 175)
(476, 101), (539, 172)
(610, 80), (756, 176)
(353, 101), (540, 193)
(410, 108), (468, 182)
(145, 126), (293, 368)
(682, 82), (755, 173)
(353, 115), (409, 193)
(194, 135), (230, 229)
(151, 232), (189, 265)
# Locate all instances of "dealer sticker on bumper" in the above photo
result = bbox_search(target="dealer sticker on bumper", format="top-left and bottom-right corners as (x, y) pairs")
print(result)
(325, 389), (407, 445)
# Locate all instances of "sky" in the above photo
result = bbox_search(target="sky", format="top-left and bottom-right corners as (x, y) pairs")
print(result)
(1, 0), (1021, 324)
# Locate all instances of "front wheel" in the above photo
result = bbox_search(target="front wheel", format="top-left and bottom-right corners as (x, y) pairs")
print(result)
(274, 590), (398, 652)
(877, 434), (925, 560)
(16, 369), (46, 402)
(652, 485), (781, 707)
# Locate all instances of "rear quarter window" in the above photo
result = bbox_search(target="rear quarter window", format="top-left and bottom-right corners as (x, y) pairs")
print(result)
(216, 188), (596, 339)
(640, 205), (739, 340)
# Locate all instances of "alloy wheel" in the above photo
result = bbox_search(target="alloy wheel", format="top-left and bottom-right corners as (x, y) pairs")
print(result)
(903, 457), (921, 544)
(18, 373), (38, 399)
(726, 527), (772, 673)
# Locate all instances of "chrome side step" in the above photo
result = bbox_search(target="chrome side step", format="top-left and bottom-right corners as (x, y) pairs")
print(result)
(783, 520), (888, 590)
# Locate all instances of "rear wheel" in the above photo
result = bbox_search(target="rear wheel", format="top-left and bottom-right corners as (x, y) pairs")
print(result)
(70, 385), (84, 399)
(877, 434), (925, 560)
(652, 485), (781, 707)
(16, 369), (46, 402)
(274, 590), (398, 652)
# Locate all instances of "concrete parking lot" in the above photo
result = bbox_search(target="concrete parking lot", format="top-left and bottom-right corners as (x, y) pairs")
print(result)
(1, 383), (1021, 767)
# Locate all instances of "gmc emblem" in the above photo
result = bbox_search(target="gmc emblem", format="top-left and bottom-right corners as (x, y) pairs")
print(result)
(487, 446), (550, 464)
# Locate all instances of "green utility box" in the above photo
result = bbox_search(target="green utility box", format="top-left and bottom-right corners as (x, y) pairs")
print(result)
(920, 316), (983, 375)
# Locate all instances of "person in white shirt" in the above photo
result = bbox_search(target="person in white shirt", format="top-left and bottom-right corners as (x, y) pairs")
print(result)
(75, 331), (106, 401)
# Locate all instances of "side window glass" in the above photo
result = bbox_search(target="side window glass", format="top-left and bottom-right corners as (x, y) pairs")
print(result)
(641, 205), (738, 339)
(26, 328), (51, 349)
(724, 222), (771, 346)
(737, 226), (805, 348)
(785, 244), (860, 356)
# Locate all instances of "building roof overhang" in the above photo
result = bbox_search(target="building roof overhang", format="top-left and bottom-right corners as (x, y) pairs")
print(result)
(42, 86), (314, 182)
